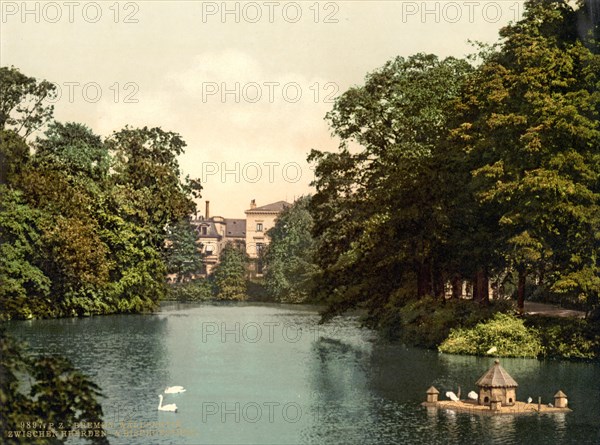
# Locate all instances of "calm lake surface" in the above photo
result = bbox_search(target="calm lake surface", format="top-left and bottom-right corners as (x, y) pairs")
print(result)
(5, 303), (600, 444)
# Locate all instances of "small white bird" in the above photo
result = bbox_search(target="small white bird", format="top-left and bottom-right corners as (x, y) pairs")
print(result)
(165, 386), (186, 394)
(158, 395), (178, 412)
(527, 397), (533, 404)
(445, 391), (460, 402)
(548, 403), (554, 408)
(468, 391), (478, 401)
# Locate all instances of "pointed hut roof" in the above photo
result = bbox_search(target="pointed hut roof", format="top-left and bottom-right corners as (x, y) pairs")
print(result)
(426, 386), (439, 394)
(554, 390), (567, 398)
(475, 360), (518, 388)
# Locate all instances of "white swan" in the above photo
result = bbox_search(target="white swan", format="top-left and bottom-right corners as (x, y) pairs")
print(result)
(468, 391), (478, 401)
(158, 395), (178, 412)
(445, 391), (460, 402)
(165, 386), (186, 394)
(527, 397), (533, 404)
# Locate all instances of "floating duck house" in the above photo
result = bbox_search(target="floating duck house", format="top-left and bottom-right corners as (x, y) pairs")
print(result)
(476, 359), (518, 406)
(422, 360), (572, 415)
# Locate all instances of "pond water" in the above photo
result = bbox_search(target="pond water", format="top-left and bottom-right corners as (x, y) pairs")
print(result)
(5, 303), (600, 444)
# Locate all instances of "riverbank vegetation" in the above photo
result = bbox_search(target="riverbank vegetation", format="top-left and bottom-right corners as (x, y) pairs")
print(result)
(306, 1), (600, 359)
(0, 68), (201, 320)
(0, 330), (107, 444)
(439, 313), (544, 358)
(167, 242), (250, 302)
(262, 196), (319, 303)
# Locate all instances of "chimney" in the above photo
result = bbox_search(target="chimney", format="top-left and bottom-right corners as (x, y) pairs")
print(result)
(205, 200), (210, 219)
(250, 199), (256, 209)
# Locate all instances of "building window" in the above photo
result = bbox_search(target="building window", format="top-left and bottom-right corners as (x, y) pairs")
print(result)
(256, 223), (263, 232)
(206, 245), (214, 254)
(201, 226), (208, 235)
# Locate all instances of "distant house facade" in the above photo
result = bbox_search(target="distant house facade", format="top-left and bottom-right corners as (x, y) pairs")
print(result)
(191, 199), (289, 276)
(191, 201), (246, 275)
(244, 199), (290, 276)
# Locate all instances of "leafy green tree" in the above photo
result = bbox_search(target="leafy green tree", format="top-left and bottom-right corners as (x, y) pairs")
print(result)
(309, 54), (472, 322)
(0, 130), (30, 186)
(15, 124), (114, 317)
(0, 67), (201, 319)
(0, 186), (50, 320)
(107, 126), (200, 246)
(0, 330), (108, 444)
(452, 0), (600, 313)
(105, 126), (201, 306)
(263, 196), (318, 302)
(0, 66), (56, 137)
(213, 242), (248, 301)
(164, 217), (204, 282)
(35, 121), (109, 181)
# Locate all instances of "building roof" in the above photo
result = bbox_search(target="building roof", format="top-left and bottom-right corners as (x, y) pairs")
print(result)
(475, 360), (518, 388)
(225, 218), (246, 238)
(245, 200), (291, 213)
(426, 386), (439, 394)
(554, 390), (567, 398)
(192, 220), (221, 239)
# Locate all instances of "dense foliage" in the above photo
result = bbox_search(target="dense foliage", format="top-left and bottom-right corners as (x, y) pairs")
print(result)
(380, 297), (512, 349)
(167, 278), (215, 302)
(308, 53), (474, 322)
(439, 313), (543, 358)
(164, 217), (204, 282)
(262, 196), (319, 302)
(525, 314), (600, 359)
(0, 66), (200, 320)
(308, 0), (600, 331)
(0, 330), (108, 444)
(452, 0), (600, 313)
(213, 242), (249, 300)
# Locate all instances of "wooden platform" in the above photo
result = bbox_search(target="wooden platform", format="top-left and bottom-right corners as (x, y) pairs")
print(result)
(422, 399), (572, 415)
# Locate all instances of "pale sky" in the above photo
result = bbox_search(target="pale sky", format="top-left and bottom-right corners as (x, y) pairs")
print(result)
(1, 1), (525, 217)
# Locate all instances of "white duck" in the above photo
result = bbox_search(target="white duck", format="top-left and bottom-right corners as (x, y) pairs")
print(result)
(158, 395), (178, 412)
(445, 391), (460, 402)
(165, 386), (186, 394)
(467, 391), (479, 401)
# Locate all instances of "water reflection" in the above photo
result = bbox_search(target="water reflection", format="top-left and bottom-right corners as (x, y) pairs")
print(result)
(4, 304), (600, 445)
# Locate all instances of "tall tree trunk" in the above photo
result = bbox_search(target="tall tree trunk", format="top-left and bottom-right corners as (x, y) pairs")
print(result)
(481, 268), (490, 304)
(433, 268), (445, 302)
(451, 275), (462, 300)
(417, 261), (432, 298)
(474, 267), (489, 304)
(517, 269), (526, 314)
(471, 274), (479, 301)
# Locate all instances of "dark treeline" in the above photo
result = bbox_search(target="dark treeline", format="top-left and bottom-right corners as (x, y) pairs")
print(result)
(307, 0), (600, 330)
(0, 67), (201, 320)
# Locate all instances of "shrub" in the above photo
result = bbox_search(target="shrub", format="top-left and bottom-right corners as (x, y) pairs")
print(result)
(167, 278), (215, 302)
(525, 315), (600, 360)
(439, 312), (543, 358)
(380, 297), (512, 348)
